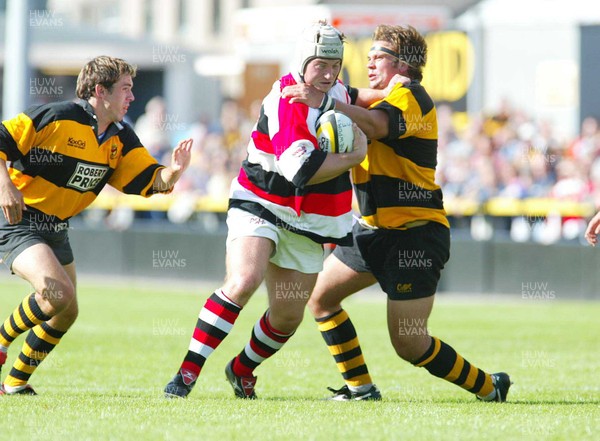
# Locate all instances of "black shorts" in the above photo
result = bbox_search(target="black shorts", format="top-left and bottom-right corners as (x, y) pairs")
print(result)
(0, 210), (73, 271)
(333, 221), (450, 300)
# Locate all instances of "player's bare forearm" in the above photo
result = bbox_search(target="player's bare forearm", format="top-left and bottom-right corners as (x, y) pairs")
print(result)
(333, 102), (389, 140)
(353, 88), (387, 107)
(152, 138), (193, 192)
(153, 167), (181, 192)
(282, 84), (390, 139)
(355, 74), (411, 107)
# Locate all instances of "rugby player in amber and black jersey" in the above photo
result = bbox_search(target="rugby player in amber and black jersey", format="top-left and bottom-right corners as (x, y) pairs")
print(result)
(0, 55), (192, 395)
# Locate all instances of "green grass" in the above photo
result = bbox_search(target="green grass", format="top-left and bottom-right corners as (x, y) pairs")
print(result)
(0, 275), (598, 441)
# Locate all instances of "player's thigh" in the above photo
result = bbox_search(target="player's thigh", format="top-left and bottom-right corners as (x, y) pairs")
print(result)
(265, 264), (317, 333)
(386, 296), (434, 361)
(309, 252), (377, 313)
(11, 243), (75, 306)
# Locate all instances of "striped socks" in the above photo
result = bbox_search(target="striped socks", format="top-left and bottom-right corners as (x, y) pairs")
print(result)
(3, 323), (66, 390)
(231, 310), (293, 377)
(179, 290), (242, 382)
(316, 309), (373, 391)
(413, 336), (495, 398)
(0, 293), (50, 349)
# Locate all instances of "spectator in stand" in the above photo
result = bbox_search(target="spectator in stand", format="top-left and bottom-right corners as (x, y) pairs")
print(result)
(568, 116), (600, 167)
(135, 96), (172, 160)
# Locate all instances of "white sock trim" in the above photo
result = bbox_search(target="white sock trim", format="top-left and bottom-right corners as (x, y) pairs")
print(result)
(348, 383), (373, 394)
(3, 384), (27, 393)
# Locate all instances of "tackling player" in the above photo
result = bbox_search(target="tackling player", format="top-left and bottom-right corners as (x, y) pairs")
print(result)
(283, 24), (512, 402)
(0, 56), (192, 395)
(164, 21), (368, 399)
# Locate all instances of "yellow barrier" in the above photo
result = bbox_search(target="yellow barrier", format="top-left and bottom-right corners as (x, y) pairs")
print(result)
(88, 193), (229, 212)
(483, 197), (595, 218)
(87, 194), (596, 218)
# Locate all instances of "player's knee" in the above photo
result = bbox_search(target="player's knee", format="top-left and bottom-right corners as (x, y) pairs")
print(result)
(391, 334), (431, 363)
(269, 310), (304, 334)
(307, 295), (326, 317)
(223, 272), (263, 304)
(307, 288), (338, 318)
(60, 297), (79, 325)
(39, 278), (76, 315)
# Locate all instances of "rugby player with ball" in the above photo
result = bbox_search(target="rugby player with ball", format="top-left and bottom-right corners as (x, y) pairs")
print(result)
(164, 21), (368, 399)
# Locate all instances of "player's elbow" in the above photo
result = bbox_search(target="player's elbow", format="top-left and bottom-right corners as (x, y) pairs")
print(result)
(358, 109), (389, 140)
(362, 119), (388, 140)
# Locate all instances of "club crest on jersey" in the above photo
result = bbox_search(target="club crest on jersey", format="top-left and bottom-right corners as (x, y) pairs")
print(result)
(110, 144), (118, 159)
(67, 162), (109, 191)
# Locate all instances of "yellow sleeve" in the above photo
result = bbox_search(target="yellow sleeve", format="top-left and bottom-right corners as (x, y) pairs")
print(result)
(109, 144), (165, 197)
(1, 113), (38, 160)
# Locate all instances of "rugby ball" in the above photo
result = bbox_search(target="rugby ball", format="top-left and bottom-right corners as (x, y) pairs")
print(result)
(316, 110), (354, 153)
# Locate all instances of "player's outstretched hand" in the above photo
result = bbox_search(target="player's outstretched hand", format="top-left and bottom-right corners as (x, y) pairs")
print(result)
(585, 211), (600, 246)
(170, 138), (193, 174)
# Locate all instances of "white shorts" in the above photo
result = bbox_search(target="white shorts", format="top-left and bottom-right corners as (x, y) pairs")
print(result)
(226, 207), (324, 274)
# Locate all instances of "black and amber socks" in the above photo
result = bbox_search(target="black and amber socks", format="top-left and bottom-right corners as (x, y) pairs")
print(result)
(316, 309), (373, 390)
(4, 322), (66, 390)
(413, 336), (495, 398)
(0, 293), (50, 350)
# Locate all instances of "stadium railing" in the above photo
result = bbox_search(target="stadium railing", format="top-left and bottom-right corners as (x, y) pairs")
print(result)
(88, 193), (596, 219)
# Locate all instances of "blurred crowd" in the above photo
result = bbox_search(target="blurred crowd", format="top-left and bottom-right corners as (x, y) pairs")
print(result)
(436, 100), (599, 242)
(437, 101), (598, 206)
(93, 94), (600, 243)
(134, 96), (253, 202)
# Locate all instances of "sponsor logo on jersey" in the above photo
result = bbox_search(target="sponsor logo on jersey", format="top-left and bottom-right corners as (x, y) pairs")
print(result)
(67, 137), (86, 149)
(67, 162), (109, 191)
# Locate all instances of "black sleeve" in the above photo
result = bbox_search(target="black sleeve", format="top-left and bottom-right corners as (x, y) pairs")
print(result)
(372, 100), (404, 140)
(346, 85), (359, 105)
(292, 149), (327, 189)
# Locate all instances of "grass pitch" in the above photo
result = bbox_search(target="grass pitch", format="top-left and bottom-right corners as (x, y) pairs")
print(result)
(0, 275), (598, 441)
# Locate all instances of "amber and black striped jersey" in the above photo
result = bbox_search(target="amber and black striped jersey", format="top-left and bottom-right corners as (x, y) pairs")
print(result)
(352, 81), (449, 229)
(0, 99), (164, 220)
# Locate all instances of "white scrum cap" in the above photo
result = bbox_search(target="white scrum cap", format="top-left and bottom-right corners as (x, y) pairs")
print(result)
(295, 21), (344, 80)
